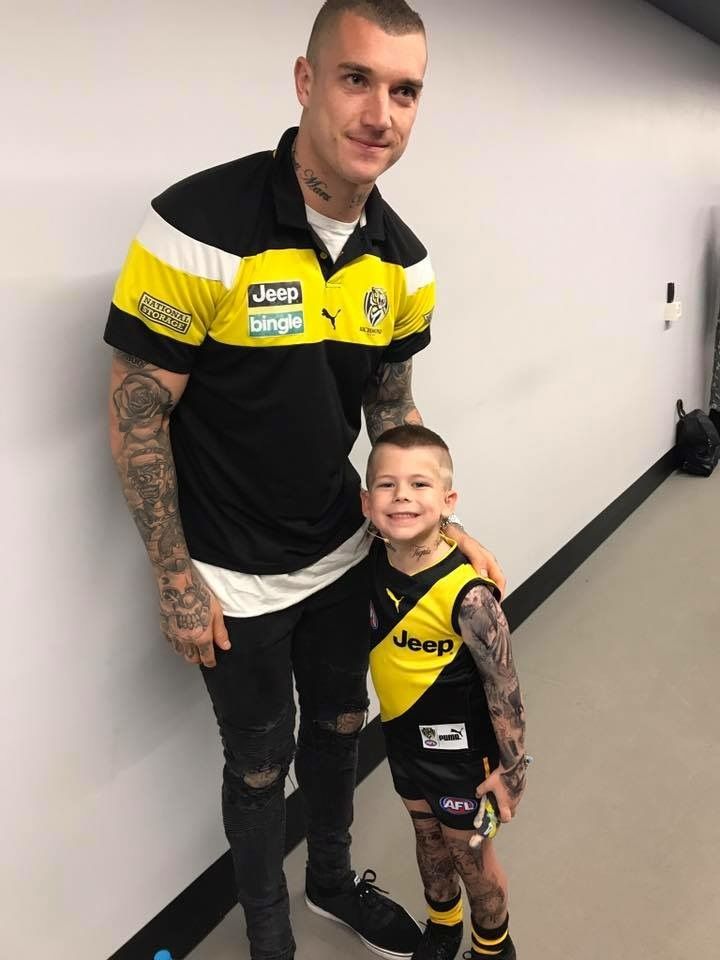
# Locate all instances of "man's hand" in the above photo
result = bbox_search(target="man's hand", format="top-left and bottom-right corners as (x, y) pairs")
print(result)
(447, 527), (507, 598)
(474, 758), (528, 823)
(157, 565), (231, 668)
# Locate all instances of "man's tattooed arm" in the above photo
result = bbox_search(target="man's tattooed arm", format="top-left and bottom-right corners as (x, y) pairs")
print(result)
(108, 350), (226, 666)
(362, 359), (423, 442)
(458, 586), (527, 804)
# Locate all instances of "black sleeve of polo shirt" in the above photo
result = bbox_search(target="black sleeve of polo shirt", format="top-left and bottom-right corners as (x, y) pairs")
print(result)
(381, 326), (432, 364)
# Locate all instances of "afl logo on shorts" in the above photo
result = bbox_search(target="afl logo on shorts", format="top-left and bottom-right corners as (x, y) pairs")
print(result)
(363, 287), (389, 327)
(369, 602), (378, 630)
(440, 796), (478, 815)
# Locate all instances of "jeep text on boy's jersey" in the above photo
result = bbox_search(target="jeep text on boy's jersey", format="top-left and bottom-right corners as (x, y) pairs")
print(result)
(392, 630), (454, 656)
(104, 127), (435, 574)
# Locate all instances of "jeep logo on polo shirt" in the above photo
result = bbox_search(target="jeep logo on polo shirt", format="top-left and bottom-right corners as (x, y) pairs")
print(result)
(392, 629), (454, 657)
(248, 282), (302, 308)
(247, 282), (304, 337)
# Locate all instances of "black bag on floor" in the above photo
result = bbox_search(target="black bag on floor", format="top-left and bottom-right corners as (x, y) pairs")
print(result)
(675, 399), (720, 476)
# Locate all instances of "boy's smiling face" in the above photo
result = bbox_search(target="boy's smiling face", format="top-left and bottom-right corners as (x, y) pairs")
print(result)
(362, 443), (457, 545)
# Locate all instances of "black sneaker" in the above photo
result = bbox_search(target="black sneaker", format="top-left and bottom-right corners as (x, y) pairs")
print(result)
(462, 935), (516, 960)
(413, 919), (463, 959)
(305, 868), (423, 959)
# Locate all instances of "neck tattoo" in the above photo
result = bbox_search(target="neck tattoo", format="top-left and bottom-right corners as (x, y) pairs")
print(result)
(412, 537), (442, 561)
(292, 142), (332, 203)
(349, 190), (369, 208)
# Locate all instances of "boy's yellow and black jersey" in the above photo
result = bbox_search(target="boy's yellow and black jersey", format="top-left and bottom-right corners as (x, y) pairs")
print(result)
(103, 127), (435, 574)
(369, 539), (501, 754)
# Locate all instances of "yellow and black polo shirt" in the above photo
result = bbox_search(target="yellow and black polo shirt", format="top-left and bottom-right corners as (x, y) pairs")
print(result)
(369, 540), (502, 755)
(104, 127), (435, 574)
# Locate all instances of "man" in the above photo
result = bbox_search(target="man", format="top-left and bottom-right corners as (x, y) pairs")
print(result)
(105, 3), (504, 959)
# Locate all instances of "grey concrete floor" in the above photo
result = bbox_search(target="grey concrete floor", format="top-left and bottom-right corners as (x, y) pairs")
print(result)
(189, 468), (720, 960)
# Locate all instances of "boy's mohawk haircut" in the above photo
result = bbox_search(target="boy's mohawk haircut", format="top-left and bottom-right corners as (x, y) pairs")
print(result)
(307, 0), (425, 63)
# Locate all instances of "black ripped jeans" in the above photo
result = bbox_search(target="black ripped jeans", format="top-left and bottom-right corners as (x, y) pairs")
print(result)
(200, 559), (370, 960)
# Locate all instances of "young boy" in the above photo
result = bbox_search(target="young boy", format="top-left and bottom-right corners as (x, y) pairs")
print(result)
(361, 425), (528, 960)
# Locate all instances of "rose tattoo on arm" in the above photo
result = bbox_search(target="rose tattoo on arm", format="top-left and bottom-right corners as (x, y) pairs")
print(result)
(110, 353), (212, 661)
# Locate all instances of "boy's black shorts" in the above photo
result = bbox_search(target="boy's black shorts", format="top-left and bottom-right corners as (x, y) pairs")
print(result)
(386, 741), (500, 831)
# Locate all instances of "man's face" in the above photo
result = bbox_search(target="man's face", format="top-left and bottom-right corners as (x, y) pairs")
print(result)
(295, 12), (427, 186)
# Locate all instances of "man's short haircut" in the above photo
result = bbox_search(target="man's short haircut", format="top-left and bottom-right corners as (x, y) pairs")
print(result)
(307, 0), (426, 64)
(366, 424), (454, 486)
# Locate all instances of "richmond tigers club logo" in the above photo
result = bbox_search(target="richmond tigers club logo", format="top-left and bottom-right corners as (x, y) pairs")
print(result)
(421, 726), (437, 747)
(363, 287), (389, 327)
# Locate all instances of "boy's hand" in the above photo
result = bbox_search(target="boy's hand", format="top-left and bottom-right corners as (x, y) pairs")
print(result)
(446, 528), (507, 598)
(474, 757), (529, 823)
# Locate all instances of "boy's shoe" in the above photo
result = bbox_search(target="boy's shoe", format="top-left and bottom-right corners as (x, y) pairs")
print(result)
(462, 935), (516, 960)
(305, 868), (423, 959)
(709, 408), (720, 433)
(412, 919), (463, 959)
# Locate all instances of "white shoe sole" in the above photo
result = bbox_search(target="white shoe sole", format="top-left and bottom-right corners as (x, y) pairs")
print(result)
(304, 894), (423, 960)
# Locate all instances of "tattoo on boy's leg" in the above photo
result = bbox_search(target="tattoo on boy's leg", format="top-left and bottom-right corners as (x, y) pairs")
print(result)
(443, 834), (507, 929)
(412, 818), (460, 902)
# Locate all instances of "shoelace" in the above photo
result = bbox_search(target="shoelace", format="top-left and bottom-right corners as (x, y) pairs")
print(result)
(355, 869), (390, 911)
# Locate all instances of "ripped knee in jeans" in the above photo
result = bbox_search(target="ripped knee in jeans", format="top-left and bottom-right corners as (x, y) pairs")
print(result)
(242, 763), (283, 790)
(316, 710), (366, 736)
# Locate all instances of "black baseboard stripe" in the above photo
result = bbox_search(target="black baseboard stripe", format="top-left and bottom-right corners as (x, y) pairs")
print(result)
(109, 448), (675, 960)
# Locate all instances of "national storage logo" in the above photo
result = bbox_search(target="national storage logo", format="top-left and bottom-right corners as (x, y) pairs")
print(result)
(139, 292), (192, 335)
(247, 281), (304, 338)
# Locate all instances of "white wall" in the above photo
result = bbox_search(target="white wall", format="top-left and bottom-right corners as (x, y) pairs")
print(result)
(1, 1), (719, 956)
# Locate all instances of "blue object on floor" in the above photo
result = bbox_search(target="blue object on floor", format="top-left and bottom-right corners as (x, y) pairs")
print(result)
(154, 952), (172, 960)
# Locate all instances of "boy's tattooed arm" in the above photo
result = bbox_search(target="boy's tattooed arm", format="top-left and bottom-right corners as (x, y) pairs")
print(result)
(108, 350), (220, 665)
(362, 359), (422, 442)
(458, 585), (527, 802)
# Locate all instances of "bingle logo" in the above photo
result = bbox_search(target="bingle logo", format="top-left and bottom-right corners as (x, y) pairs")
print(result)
(248, 281), (303, 308)
(249, 312), (304, 337)
(440, 796), (478, 815)
(392, 630), (454, 656)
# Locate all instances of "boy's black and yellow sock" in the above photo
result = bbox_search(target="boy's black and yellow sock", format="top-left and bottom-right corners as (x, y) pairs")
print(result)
(415, 891), (464, 960)
(469, 915), (515, 958)
(426, 889), (463, 927)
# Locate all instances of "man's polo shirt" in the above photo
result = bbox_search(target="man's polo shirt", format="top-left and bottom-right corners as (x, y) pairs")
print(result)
(104, 127), (435, 575)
